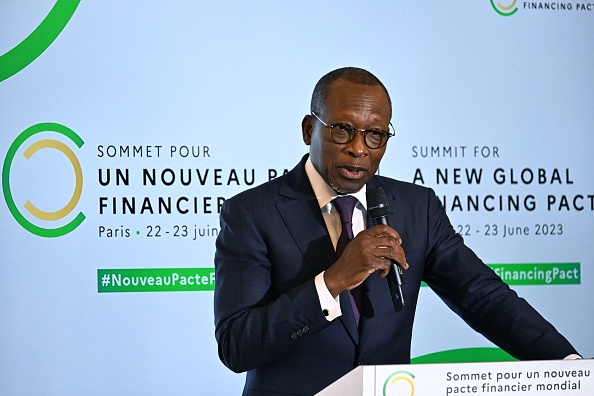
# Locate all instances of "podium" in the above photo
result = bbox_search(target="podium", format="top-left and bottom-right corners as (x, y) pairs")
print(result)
(316, 359), (593, 395)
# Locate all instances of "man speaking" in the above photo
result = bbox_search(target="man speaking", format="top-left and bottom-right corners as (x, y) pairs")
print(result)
(213, 67), (580, 395)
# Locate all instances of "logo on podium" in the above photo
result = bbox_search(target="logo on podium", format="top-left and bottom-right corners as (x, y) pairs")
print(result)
(383, 370), (415, 396)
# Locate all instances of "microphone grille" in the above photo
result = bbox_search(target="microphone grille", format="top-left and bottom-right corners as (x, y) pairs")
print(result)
(366, 187), (389, 218)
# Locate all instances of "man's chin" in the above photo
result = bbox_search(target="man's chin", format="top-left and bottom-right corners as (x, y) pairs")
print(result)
(329, 180), (363, 195)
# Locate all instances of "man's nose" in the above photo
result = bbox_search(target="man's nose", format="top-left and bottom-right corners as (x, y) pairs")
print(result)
(344, 132), (369, 157)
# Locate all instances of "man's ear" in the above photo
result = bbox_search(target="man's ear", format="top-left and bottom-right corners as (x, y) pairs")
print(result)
(302, 114), (313, 146)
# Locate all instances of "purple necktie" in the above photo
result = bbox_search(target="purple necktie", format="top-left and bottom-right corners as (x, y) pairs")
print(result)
(333, 195), (363, 326)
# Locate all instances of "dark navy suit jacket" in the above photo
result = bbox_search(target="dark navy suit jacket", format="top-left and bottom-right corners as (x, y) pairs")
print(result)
(214, 155), (577, 396)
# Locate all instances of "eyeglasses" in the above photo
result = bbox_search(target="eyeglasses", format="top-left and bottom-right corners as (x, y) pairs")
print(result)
(311, 111), (395, 149)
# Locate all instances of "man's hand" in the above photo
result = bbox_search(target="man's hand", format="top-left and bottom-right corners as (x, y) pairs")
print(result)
(324, 224), (408, 298)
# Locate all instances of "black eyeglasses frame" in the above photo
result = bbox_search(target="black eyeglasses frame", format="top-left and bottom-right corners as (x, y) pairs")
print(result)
(311, 111), (395, 149)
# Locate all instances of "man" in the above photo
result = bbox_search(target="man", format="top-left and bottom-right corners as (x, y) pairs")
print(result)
(214, 67), (579, 396)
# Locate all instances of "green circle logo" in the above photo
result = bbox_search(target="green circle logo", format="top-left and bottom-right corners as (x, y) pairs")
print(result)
(491, 0), (519, 16)
(0, 0), (81, 82)
(2, 123), (85, 237)
(383, 370), (415, 396)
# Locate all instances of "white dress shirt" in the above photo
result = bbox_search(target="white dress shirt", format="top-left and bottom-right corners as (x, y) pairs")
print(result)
(304, 158), (367, 321)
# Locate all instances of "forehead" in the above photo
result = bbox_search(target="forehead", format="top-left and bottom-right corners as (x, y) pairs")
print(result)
(323, 79), (391, 121)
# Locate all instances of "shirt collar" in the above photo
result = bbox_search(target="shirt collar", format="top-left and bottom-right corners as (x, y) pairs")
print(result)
(305, 157), (368, 209)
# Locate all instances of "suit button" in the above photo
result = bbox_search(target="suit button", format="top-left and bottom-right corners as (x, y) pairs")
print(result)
(290, 332), (297, 340)
(358, 361), (365, 366)
(302, 325), (309, 333)
(296, 329), (303, 336)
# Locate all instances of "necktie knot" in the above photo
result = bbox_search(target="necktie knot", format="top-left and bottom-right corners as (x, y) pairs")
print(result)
(333, 195), (358, 226)
(333, 195), (359, 256)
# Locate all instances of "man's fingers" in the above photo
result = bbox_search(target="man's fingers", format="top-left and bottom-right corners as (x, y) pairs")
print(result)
(365, 224), (401, 239)
(377, 266), (390, 278)
(374, 245), (409, 270)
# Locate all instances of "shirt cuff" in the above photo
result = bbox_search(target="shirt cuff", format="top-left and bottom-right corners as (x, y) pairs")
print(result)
(315, 271), (341, 321)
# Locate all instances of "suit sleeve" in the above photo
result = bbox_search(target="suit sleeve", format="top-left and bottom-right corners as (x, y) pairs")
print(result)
(213, 196), (333, 373)
(420, 188), (578, 360)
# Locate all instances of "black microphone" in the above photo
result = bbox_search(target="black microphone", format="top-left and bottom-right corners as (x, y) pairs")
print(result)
(367, 187), (405, 312)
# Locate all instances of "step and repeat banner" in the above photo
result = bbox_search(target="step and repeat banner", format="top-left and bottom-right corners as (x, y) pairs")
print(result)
(1, 1), (592, 394)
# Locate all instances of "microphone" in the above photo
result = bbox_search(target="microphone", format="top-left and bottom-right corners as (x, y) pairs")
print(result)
(366, 187), (405, 312)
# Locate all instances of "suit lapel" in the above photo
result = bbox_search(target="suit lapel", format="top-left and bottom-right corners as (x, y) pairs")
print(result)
(276, 156), (361, 344)
(275, 156), (337, 278)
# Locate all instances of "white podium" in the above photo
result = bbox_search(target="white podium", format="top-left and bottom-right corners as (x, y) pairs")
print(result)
(316, 359), (593, 395)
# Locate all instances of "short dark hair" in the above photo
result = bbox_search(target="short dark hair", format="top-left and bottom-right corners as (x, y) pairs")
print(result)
(310, 67), (392, 118)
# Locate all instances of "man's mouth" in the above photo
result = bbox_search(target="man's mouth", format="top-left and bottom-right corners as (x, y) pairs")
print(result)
(338, 165), (367, 180)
